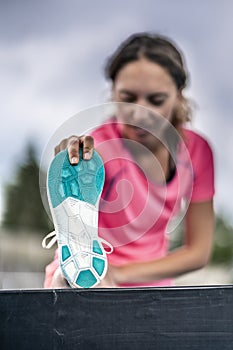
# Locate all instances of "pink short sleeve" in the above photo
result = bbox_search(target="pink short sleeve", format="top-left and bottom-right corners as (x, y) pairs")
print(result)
(187, 130), (215, 202)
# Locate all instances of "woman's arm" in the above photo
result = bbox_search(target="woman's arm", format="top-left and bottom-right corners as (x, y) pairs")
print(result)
(109, 200), (215, 285)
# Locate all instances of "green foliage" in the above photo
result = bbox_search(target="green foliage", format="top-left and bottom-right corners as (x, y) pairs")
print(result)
(211, 215), (233, 265)
(2, 143), (53, 233)
(169, 213), (233, 266)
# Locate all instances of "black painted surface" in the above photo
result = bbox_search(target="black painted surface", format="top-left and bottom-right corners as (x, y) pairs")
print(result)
(0, 286), (233, 349)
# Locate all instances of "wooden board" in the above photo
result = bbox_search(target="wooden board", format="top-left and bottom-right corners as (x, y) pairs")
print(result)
(1, 285), (233, 349)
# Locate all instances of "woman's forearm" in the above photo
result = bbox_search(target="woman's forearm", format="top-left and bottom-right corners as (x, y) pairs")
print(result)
(114, 245), (209, 284)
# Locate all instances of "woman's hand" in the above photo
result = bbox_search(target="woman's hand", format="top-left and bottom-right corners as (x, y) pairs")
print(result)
(97, 265), (120, 288)
(51, 265), (120, 289)
(51, 267), (70, 288)
(54, 135), (94, 164)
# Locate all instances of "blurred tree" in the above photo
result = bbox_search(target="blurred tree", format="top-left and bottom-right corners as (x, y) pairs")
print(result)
(211, 214), (233, 265)
(2, 143), (53, 233)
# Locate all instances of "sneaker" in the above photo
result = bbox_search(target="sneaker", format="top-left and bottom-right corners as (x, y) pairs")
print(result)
(43, 148), (113, 288)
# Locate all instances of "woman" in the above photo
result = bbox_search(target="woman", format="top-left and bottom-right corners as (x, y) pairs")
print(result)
(44, 33), (215, 288)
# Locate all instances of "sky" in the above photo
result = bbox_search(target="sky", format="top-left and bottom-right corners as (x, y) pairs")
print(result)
(0, 0), (233, 223)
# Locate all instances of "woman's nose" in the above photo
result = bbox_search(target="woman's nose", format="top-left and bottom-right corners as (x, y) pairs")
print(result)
(131, 105), (147, 121)
(136, 98), (150, 109)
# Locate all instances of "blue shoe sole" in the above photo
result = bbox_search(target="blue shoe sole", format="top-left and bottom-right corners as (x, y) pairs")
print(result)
(47, 149), (107, 288)
(48, 149), (105, 208)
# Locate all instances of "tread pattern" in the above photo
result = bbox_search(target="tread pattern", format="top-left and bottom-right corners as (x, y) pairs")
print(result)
(47, 149), (107, 288)
(48, 149), (105, 208)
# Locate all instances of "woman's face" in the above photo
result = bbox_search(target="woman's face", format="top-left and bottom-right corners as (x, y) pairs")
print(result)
(112, 58), (180, 148)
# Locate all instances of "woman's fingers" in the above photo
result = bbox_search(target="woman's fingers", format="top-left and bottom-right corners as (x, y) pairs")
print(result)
(81, 135), (94, 160)
(54, 138), (68, 155)
(67, 135), (94, 164)
(54, 135), (94, 164)
(51, 267), (70, 289)
(67, 136), (80, 164)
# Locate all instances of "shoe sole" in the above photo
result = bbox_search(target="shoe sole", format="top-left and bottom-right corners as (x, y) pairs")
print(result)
(47, 149), (106, 288)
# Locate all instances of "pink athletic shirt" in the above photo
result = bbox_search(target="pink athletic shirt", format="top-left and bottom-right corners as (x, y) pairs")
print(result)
(44, 118), (214, 288)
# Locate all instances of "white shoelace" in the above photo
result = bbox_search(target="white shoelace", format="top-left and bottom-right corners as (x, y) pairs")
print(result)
(42, 231), (57, 249)
(42, 231), (113, 254)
